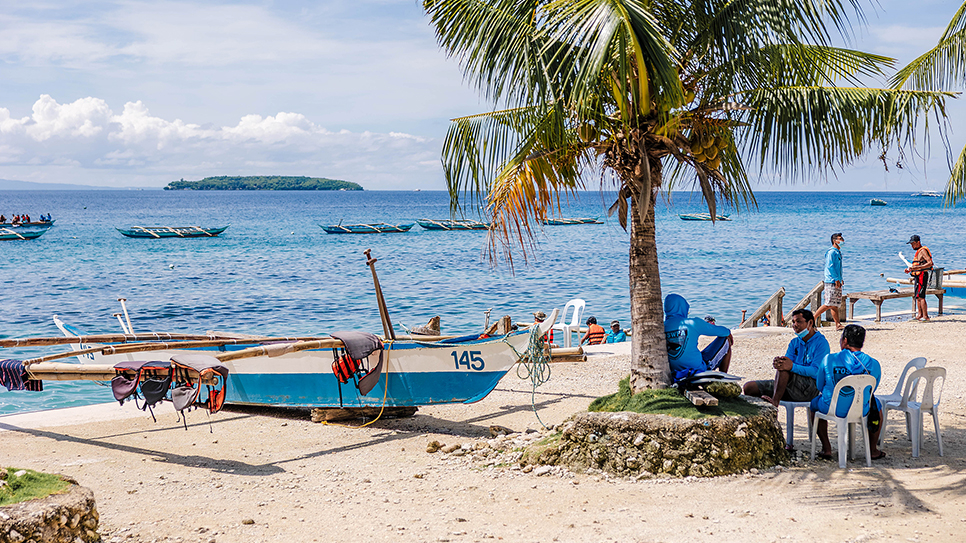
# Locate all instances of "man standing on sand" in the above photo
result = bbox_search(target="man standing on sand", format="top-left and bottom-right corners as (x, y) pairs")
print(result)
(814, 233), (845, 330)
(743, 309), (829, 417)
(905, 235), (934, 321)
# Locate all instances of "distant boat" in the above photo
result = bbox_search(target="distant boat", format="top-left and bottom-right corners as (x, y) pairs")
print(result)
(870, 198), (888, 206)
(0, 220), (55, 228)
(678, 213), (730, 221)
(320, 223), (415, 234)
(117, 225), (229, 238)
(911, 190), (942, 198)
(417, 219), (489, 231)
(542, 217), (602, 225)
(0, 226), (50, 241)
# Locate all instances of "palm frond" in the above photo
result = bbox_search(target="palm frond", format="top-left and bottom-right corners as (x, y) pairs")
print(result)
(892, 1), (966, 90)
(945, 142), (966, 206)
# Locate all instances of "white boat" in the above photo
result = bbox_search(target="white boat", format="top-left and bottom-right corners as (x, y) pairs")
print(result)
(911, 190), (943, 198)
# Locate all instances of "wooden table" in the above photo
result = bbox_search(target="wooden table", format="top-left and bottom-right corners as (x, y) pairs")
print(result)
(847, 288), (945, 322)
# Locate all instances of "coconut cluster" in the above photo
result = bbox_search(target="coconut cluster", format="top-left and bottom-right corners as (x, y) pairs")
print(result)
(689, 131), (725, 170)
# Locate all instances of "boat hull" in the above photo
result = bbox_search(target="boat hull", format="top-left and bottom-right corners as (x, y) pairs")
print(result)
(416, 219), (488, 231)
(542, 217), (602, 225)
(117, 226), (229, 238)
(678, 213), (730, 221)
(0, 227), (50, 240)
(320, 223), (415, 234)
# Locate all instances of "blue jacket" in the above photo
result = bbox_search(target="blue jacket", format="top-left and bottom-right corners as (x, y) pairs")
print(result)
(663, 294), (731, 373)
(786, 331), (830, 380)
(812, 349), (880, 418)
(824, 246), (843, 283)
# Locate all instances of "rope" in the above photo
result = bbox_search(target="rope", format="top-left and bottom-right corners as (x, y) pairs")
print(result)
(322, 342), (393, 429)
(506, 327), (553, 429)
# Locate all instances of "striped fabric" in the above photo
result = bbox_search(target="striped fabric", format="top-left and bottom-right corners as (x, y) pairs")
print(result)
(0, 359), (43, 392)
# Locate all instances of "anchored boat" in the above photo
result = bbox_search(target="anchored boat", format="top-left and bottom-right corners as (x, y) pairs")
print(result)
(678, 213), (730, 221)
(870, 198), (888, 206)
(416, 219), (489, 231)
(0, 227), (50, 241)
(117, 225), (229, 238)
(541, 217), (602, 225)
(320, 223), (415, 234)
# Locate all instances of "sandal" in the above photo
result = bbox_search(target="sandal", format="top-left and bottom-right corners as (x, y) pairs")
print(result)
(871, 451), (887, 460)
(816, 452), (834, 461)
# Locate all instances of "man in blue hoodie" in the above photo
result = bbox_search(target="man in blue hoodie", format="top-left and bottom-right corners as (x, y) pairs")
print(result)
(811, 324), (885, 460)
(743, 309), (829, 408)
(664, 294), (734, 377)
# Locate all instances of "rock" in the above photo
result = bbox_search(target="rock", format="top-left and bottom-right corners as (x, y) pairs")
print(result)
(7, 529), (24, 543)
(441, 444), (461, 454)
(489, 425), (513, 437)
(241, 519), (255, 525)
(426, 441), (443, 453)
(533, 466), (553, 476)
(13, 470), (26, 478)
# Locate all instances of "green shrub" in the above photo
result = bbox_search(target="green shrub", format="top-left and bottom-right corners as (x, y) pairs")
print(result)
(589, 377), (759, 419)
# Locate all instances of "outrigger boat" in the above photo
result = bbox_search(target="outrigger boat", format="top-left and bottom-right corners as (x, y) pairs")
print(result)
(541, 217), (602, 225)
(1, 251), (553, 414)
(0, 220), (56, 227)
(0, 227), (50, 240)
(678, 213), (730, 221)
(320, 223), (415, 234)
(870, 198), (888, 206)
(117, 225), (229, 238)
(416, 219), (489, 231)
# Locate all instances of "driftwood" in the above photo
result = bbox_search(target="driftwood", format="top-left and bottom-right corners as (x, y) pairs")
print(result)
(684, 389), (719, 407)
(311, 406), (418, 422)
(410, 316), (441, 336)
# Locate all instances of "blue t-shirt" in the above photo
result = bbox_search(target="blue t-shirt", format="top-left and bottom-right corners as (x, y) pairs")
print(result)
(605, 329), (626, 343)
(664, 294), (731, 373)
(786, 331), (830, 380)
(811, 350), (881, 418)
(824, 246), (843, 283)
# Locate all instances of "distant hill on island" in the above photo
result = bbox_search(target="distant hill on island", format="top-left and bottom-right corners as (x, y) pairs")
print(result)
(164, 176), (363, 191)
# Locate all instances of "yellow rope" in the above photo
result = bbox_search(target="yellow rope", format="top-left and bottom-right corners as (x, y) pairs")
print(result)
(321, 342), (393, 429)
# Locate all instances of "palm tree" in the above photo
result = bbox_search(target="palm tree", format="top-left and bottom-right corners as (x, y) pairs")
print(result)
(423, 0), (949, 391)
(892, 1), (966, 204)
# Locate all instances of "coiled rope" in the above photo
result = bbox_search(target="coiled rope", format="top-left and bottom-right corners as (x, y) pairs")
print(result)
(506, 326), (552, 429)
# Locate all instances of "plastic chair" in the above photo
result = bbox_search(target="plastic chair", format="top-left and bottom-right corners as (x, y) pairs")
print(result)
(876, 357), (927, 446)
(551, 299), (585, 348)
(880, 367), (945, 458)
(810, 374), (877, 469)
(779, 401), (813, 448)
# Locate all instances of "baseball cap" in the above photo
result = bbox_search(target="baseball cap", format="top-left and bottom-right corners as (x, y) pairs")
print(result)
(610, 320), (620, 327)
(906, 235), (921, 244)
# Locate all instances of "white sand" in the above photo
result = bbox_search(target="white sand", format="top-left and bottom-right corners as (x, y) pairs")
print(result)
(2, 316), (965, 542)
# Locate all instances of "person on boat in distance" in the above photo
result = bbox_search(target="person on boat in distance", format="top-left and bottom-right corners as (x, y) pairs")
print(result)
(532, 311), (557, 347)
(605, 320), (626, 343)
(743, 309), (829, 411)
(904, 234), (934, 321)
(0, 214), (5, 223)
(811, 324), (886, 461)
(814, 232), (845, 331)
(663, 293), (734, 377)
(580, 316), (606, 345)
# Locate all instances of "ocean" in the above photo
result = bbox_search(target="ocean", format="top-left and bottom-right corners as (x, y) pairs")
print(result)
(1, 189), (963, 415)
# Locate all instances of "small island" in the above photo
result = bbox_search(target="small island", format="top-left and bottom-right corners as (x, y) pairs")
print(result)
(164, 176), (363, 191)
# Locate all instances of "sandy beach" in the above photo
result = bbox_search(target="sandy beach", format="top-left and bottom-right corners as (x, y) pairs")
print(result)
(2, 315), (966, 543)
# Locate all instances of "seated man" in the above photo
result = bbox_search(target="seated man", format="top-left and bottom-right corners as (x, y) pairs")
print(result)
(532, 311), (557, 347)
(664, 293), (733, 376)
(580, 316), (606, 345)
(811, 324), (886, 460)
(605, 320), (626, 343)
(744, 309), (829, 408)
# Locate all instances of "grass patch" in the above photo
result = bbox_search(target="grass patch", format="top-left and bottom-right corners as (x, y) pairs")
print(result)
(0, 468), (71, 506)
(589, 377), (759, 420)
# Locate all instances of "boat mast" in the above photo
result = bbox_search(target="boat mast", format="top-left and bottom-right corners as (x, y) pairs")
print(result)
(364, 249), (396, 340)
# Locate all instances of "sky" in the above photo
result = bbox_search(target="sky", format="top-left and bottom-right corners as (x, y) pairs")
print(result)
(0, 0), (962, 191)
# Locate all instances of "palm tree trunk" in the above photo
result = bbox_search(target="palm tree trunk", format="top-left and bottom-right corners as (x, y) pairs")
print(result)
(628, 172), (671, 392)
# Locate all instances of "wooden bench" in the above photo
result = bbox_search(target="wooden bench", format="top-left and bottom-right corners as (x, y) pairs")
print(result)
(847, 288), (945, 322)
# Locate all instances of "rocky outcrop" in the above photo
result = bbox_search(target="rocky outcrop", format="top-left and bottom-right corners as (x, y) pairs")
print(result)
(524, 399), (789, 478)
(1, 481), (99, 543)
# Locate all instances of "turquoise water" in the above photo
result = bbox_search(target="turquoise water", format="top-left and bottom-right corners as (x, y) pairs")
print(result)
(1, 190), (964, 415)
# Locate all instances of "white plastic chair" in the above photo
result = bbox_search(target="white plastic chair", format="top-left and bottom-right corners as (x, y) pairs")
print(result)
(810, 374), (877, 469)
(551, 299), (585, 348)
(876, 357), (927, 446)
(880, 367), (945, 458)
(779, 401), (813, 448)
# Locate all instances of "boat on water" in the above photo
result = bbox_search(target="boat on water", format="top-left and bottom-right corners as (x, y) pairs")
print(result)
(320, 223), (415, 234)
(678, 213), (730, 221)
(1, 251), (553, 412)
(911, 190), (943, 198)
(0, 226), (50, 241)
(416, 218), (489, 231)
(870, 198), (888, 206)
(0, 220), (56, 228)
(541, 217), (602, 225)
(117, 225), (229, 238)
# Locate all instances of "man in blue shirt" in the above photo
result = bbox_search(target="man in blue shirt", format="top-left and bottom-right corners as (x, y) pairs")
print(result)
(814, 233), (845, 330)
(811, 324), (886, 460)
(743, 309), (829, 410)
(605, 320), (626, 343)
(664, 294), (734, 377)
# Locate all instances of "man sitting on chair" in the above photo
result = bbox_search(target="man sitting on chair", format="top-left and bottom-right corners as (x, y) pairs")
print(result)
(811, 324), (886, 460)
(744, 309), (828, 408)
(663, 293), (734, 377)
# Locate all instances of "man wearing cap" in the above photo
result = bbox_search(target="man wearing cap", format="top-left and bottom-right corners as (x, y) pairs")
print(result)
(814, 233), (845, 330)
(532, 311), (557, 347)
(605, 320), (626, 343)
(905, 235), (934, 321)
(580, 316), (606, 345)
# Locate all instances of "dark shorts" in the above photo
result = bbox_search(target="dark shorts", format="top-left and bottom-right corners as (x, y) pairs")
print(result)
(914, 271), (929, 299)
(754, 372), (818, 403)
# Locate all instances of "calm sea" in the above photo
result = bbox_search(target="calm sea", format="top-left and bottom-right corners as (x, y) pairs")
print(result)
(1, 190), (963, 415)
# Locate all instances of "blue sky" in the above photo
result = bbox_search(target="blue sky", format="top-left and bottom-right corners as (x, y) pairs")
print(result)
(0, 0), (962, 190)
